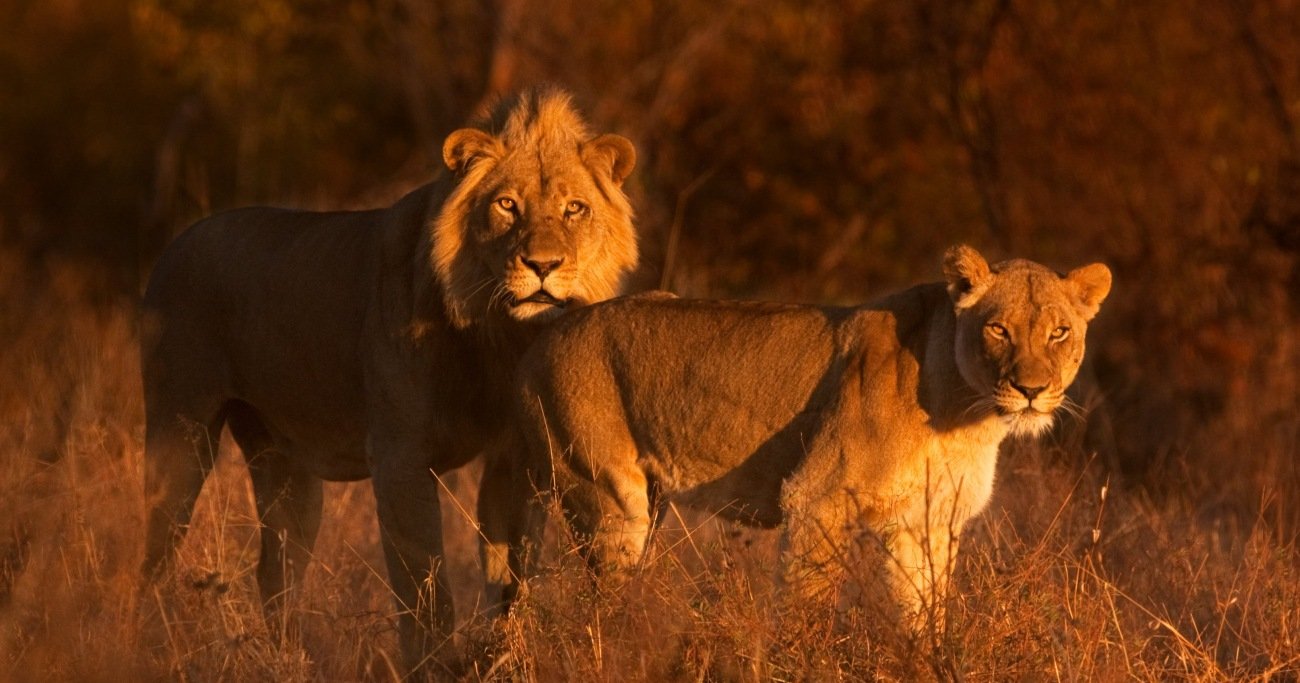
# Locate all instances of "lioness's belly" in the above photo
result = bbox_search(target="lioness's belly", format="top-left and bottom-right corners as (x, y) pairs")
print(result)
(634, 410), (824, 528)
(585, 302), (842, 527)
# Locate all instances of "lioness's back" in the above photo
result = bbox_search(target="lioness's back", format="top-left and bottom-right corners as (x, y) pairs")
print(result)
(529, 296), (844, 412)
(521, 295), (898, 519)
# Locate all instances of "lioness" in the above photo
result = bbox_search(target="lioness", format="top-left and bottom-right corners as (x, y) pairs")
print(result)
(505, 245), (1110, 619)
(140, 87), (638, 669)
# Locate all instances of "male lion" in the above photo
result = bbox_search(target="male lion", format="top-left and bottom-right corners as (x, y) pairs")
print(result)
(504, 245), (1110, 621)
(140, 87), (638, 669)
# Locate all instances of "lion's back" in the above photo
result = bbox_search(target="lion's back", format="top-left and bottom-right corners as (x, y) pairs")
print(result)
(140, 202), (396, 443)
(145, 205), (383, 317)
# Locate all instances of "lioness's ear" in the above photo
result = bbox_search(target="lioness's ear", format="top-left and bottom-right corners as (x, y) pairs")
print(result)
(582, 134), (636, 186)
(1066, 263), (1112, 320)
(442, 128), (502, 174)
(943, 244), (993, 309)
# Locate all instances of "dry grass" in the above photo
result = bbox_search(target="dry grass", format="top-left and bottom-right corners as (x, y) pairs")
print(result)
(2, 253), (1297, 682)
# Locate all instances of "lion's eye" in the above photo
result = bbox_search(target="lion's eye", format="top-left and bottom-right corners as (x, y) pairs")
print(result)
(565, 200), (587, 216)
(1050, 326), (1071, 342)
(986, 323), (1008, 339)
(496, 197), (517, 213)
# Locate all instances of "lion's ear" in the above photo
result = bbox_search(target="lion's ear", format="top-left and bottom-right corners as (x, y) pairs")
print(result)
(943, 244), (993, 309)
(442, 128), (502, 174)
(1065, 263), (1112, 321)
(582, 134), (637, 186)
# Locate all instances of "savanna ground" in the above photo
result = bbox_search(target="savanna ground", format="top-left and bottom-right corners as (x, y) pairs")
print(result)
(1, 250), (1296, 682)
(5, 0), (1300, 680)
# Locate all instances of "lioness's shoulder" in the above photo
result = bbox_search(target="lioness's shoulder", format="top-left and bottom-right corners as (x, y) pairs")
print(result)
(851, 282), (953, 335)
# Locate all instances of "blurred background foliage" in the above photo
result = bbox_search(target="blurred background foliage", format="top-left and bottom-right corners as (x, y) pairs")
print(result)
(2, 0), (1298, 533)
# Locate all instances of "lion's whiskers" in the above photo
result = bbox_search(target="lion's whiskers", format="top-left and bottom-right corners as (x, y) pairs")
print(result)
(486, 283), (513, 314)
(463, 275), (499, 301)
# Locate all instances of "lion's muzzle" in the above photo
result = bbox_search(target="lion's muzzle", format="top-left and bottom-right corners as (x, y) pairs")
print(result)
(511, 290), (571, 308)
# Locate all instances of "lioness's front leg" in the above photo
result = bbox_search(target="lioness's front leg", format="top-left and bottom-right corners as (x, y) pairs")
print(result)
(885, 524), (958, 631)
(369, 446), (455, 673)
(778, 505), (851, 604)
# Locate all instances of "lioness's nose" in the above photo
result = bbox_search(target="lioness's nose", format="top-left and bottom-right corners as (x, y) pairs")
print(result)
(521, 255), (564, 278)
(1011, 382), (1046, 401)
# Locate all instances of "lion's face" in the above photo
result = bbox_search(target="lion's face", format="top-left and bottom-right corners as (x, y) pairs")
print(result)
(944, 246), (1111, 437)
(432, 91), (638, 329)
(473, 143), (635, 322)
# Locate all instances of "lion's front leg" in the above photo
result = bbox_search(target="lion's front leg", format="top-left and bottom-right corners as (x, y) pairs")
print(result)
(369, 451), (455, 674)
(478, 450), (515, 614)
(478, 440), (547, 617)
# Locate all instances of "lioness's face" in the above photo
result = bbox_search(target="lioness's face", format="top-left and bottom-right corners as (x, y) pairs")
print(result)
(945, 246), (1111, 437)
(437, 119), (638, 328)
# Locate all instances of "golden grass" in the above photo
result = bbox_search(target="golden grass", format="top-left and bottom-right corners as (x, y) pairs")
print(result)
(2, 253), (1297, 681)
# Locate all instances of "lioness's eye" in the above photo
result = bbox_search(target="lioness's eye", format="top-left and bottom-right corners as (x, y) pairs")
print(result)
(496, 197), (516, 212)
(986, 323), (1008, 338)
(1050, 326), (1070, 342)
(565, 200), (587, 216)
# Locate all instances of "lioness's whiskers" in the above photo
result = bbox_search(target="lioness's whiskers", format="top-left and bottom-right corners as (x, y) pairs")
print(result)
(961, 396), (999, 421)
(1057, 395), (1087, 423)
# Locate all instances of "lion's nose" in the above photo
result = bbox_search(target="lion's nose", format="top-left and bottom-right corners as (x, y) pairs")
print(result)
(521, 255), (564, 279)
(1010, 382), (1046, 401)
